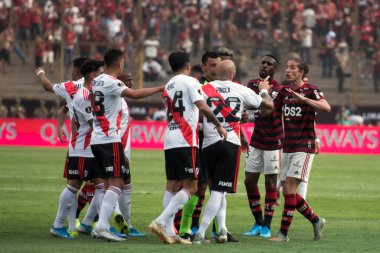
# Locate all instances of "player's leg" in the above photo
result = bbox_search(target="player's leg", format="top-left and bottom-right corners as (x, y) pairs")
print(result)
(298, 181), (308, 199)
(243, 146), (263, 236)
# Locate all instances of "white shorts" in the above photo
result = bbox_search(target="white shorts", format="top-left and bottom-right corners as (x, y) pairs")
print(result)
(280, 152), (314, 183)
(43, 51), (54, 64)
(245, 146), (281, 175)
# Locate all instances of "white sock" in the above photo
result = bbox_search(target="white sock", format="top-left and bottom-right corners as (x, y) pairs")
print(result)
(53, 185), (78, 228)
(93, 183), (105, 215)
(276, 179), (282, 192)
(68, 192), (79, 232)
(81, 194), (99, 226)
(298, 181), (308, 199)
(163, 190), (175, 209)
(114, 201), (121, 214)
(165, 214), (176, 236)
(118, 184), (132, 227)
(198, 191), (223, 237)
(156, 189), (190, 226)
(95, 186), (121, 231)
(216, 192), (227, 232)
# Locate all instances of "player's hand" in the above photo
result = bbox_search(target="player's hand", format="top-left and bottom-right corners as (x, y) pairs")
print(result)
(217, 125), (227, 142)
(57, 127), (67, 143)
(241, 136), (249, 153)
(240, 110), (248, 124)
(159, 85), (165, 92)
(286, 88), (307, 103)
(258, 76), (270, 91)
(35, 67), (45, 77)
(315, 141), (320, 154)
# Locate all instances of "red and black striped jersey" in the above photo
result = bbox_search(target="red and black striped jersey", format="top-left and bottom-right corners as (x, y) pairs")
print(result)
(246, 78), (284, 150)
(273, 83), (324, 153)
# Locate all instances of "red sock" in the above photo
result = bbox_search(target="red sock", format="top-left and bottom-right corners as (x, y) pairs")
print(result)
(263, 186), (277, 228)
(174, 209), (182, 231)
(86, 184), (95, 203)
(280, 193), (296, 236)
(76, 185), (89, 218)
(191, 195), (204, 228)
(247, 186), (263, 225)
(296, 193), (319, 223)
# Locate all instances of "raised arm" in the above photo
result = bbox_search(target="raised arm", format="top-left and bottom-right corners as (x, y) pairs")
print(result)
(121, 85), (165, 99)
(286, 88), (331, 113)
(35, 68), (54, 92)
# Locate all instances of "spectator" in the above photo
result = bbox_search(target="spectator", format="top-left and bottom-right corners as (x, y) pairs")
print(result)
(9, 98), (26, 119)
(372, 49), (380, 93)
(34, 36), (44, 68)
(30, 2), (42, 40)
(63, 25), (76, 77)
(0, 26), (13, 74)
(143, 58), (163, 81)
(321, 30), (337, 78)
(0, 2), (10, 33)
(43, 32), (54, 73)
(0, 97), (8, 118)
(335, 41), (349, 92)
(335, 105), (351, 125)
(300, 25), (313, 65)
(106, 14), (122, 42)
(33, 99), (49, 119)
(16, 3), (32, 55)
(143, 34), (160, 59)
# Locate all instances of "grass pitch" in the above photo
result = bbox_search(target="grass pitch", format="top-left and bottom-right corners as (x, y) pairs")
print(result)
(0, 147), (379, 253)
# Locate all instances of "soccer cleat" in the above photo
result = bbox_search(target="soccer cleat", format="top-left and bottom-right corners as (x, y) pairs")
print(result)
(114, 214), (130, 235)
(50, 226), (73, 239)
(75, 218), (80, 229)
(91, 228), (126, 242)
(109, 227), (127, 239)
(191, 226), (199, 235)
(313, 218), (326, 241)
(243, 224), (262, 236)
(171, 235), (193, 244)
(227, 232), (239, 242)
(193, 233), (211, 245)
(215, 228), (228, 243)
(269, 231), (289, 242)
(69, 230), (78, 238)
(78, 223), (93, 235)
(180, 233), (194, 242)
(148, 220), (173, 244)
(260, 226), (271, 238)
(129, 227), (146, 237)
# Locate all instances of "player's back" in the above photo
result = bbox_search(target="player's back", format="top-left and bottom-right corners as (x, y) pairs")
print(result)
(162, 74), (204, 150)
(91, 73), (127, 145)
(72, 86), (93, 157)
(53, 78), (84, 118)
(202, 80), (262, 148)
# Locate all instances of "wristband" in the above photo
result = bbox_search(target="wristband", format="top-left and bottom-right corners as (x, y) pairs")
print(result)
(259, 89), (269, 97)
(36, 69), (45, 77)
(315, 138), (320, 143)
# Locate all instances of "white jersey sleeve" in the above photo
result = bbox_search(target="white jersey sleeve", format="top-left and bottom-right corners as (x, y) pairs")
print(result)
(52, 78), (84, 118)
(162, 74), (203, 150)
(201, 80), (262, 148)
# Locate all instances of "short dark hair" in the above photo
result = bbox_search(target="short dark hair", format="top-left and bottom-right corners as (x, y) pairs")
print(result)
(264, 54), (279, 66)
(168, 51), (190, 72)
(216, 47), (234, 59)
(80, 59), (104, 77)
(73, 57), (88, 69)
(104, 48), (124, 67)
(201, 51), (220, 64)
(190, 64), (203, 76)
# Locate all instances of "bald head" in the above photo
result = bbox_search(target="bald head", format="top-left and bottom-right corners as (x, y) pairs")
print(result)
(215, 60), (236, 80)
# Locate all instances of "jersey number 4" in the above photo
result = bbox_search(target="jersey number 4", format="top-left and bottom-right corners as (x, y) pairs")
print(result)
(164, 91), (186, 121)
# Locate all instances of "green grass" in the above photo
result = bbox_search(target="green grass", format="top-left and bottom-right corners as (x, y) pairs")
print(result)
(0, 147), (379, 253)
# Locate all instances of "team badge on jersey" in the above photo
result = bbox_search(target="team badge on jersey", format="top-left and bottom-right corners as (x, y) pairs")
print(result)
(85, 107), (92, 113)
(118, 82), (125, 87)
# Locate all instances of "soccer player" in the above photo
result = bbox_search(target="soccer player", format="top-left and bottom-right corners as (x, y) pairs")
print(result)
(179, 51), (221, 239)
(243, 55), (283, 238)
(90, 48), (164, 242)
(148, 51), (227, 244)
(35, 57), (88, 239)
(261, 58), (331, 242)
(193, 59), (274, 244)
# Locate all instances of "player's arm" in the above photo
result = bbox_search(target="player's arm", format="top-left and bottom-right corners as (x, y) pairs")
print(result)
(57, 105), (68, 143)
(35, 68), (54, 92)
(314, 122), (320, 154)
(121, 85), (165, 99)
(195, 100), (227, 141)
(286, 88), (331, 113)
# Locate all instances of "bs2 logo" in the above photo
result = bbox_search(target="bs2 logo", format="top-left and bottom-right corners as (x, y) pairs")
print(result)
(284, 104), (302, 117)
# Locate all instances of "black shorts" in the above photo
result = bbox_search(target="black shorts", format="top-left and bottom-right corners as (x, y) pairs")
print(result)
(203, 141), (242, 193)
(165, 147), (200, 180)
(91, 142), (130, 180)
(197, 130), (209, 183)
(0, 49), (10, 63)
(66, 157), (98, 181)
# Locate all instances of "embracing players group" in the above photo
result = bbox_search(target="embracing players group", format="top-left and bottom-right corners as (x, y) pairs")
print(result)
(35, 47), (331, 244)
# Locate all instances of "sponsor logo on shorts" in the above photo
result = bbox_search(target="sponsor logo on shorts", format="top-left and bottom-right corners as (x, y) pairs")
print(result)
(185, 167), (194, 174)
(270, 155), (278, 162)
(292, 161), (301, 168)
(218, 181), (232, 187)
(106, 166), (114, 172)
(69, 169), (79, 175)
(84, 170), (88, 177)
(121, 165), (130, 175)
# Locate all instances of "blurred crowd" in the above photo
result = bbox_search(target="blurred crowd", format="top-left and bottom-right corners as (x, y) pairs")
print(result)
(0, 0), (379, 118)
